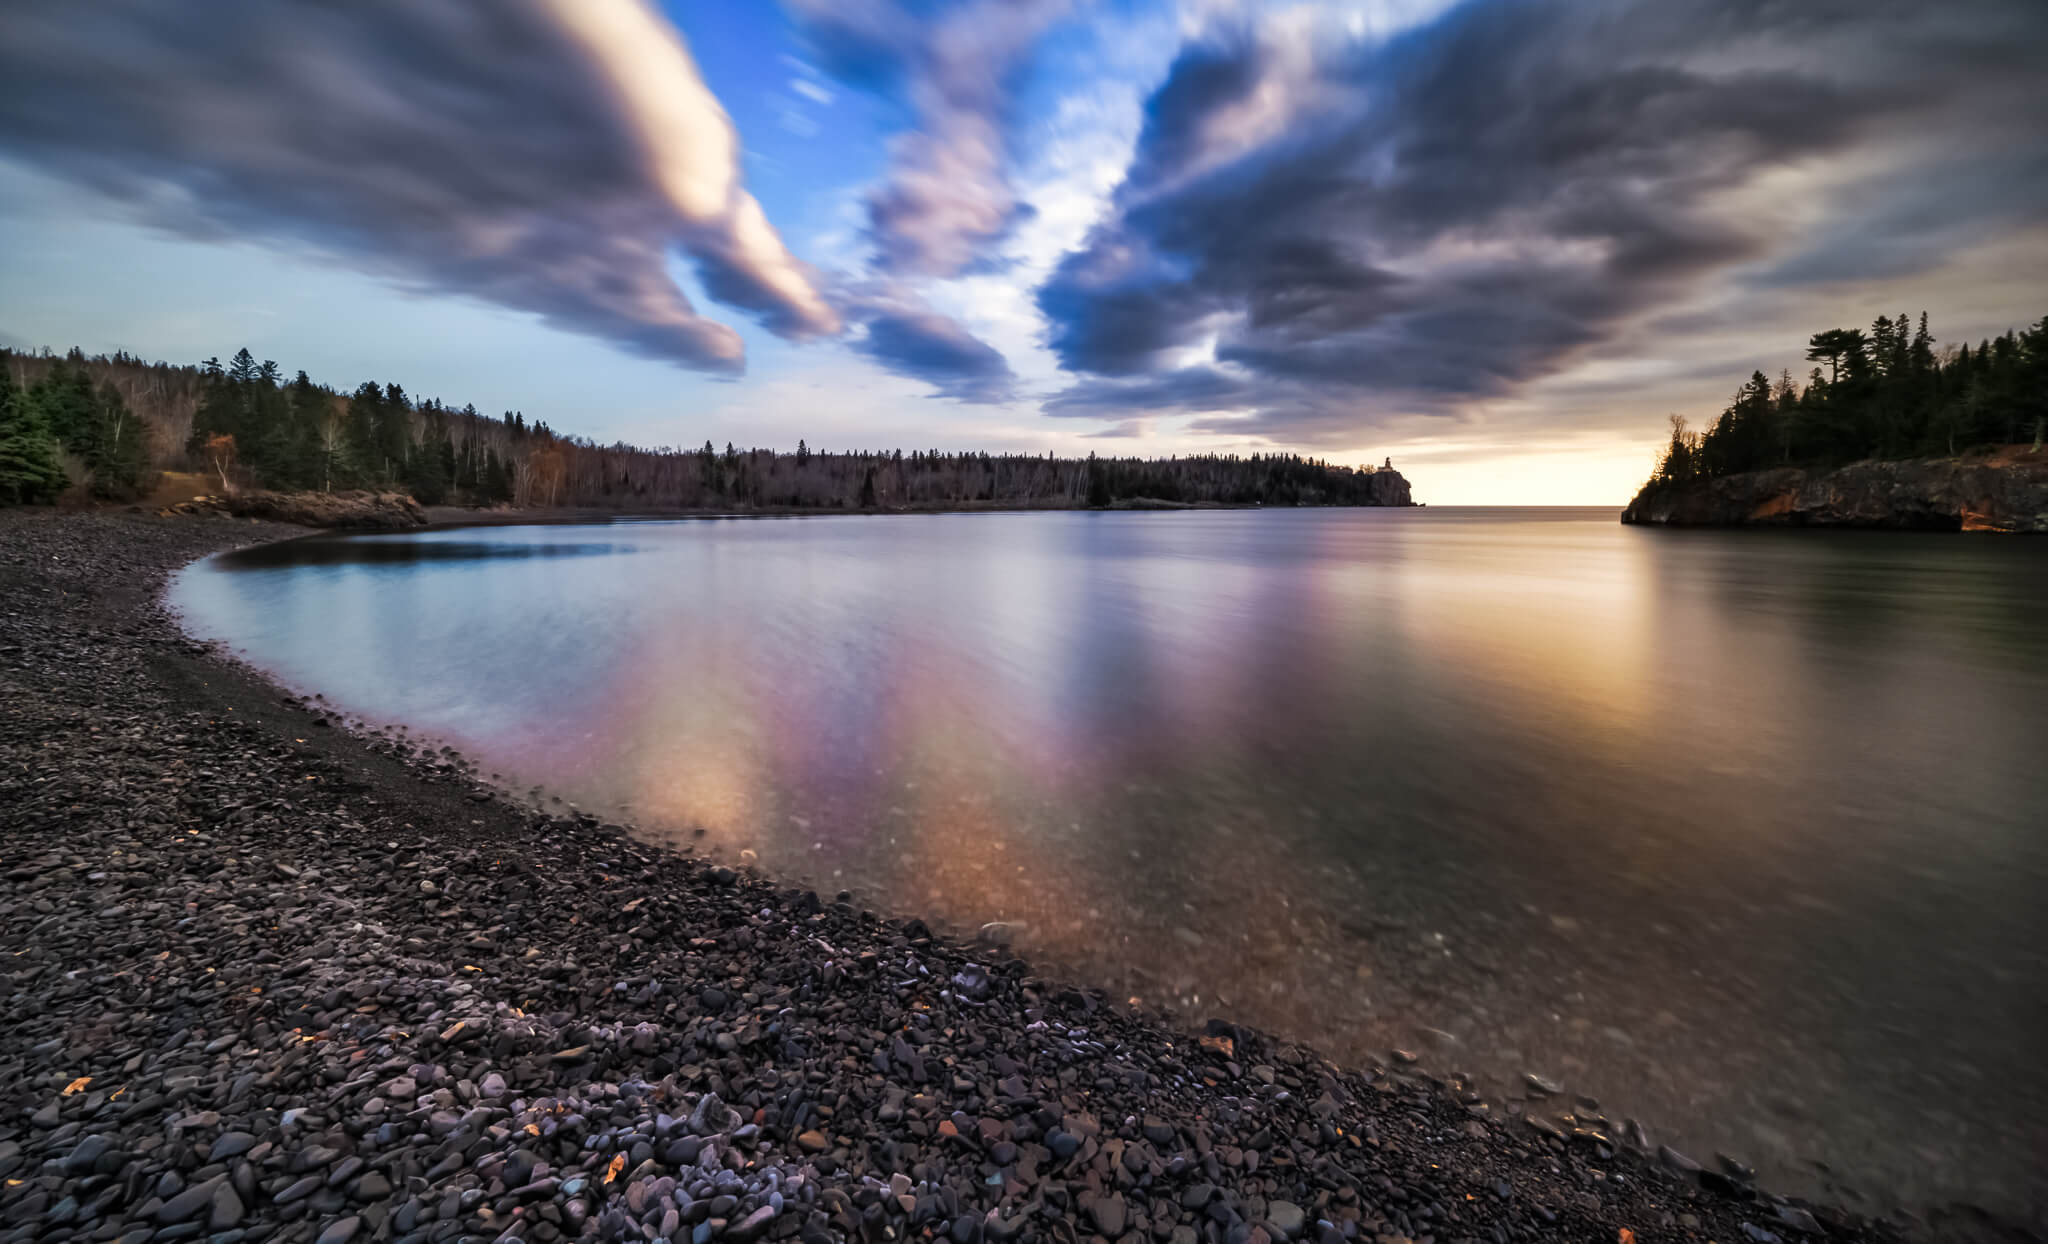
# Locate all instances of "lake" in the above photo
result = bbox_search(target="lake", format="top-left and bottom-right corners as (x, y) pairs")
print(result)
(171, 507), (2048, 1219)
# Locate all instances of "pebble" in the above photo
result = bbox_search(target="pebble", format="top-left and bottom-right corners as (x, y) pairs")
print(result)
(206, 1131), (256, 1161)
(1266, 1200), (1306, 1238)
(1090, 1193), (1130, 1236)
(315, 1215), (361, 1244)
(209, 1183), (245, 1230)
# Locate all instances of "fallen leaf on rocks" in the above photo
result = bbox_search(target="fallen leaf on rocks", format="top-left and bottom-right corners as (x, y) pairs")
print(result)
(605, 1152), (625, 1185)
(62, 1076), (91, 1095)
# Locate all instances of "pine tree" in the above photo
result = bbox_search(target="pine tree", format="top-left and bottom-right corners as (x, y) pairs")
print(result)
(344, 383), (386, 485)
(482, 449), (513, 504)
(0, 370), (68, 505)
(406, 418), (452, 504)
(86, 381), (151, 499)
(32, 360), (97, 448)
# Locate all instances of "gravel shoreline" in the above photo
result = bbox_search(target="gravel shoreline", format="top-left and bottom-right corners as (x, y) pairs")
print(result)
(0, 512), (1944, 1244)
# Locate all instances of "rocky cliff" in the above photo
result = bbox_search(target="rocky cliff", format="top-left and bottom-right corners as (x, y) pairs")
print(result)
(1364, 466), (1414, 507)
(1621, 450), (2048, 532)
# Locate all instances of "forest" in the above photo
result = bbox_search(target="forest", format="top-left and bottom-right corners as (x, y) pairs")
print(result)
(0, 347), (1404, 510)
(1645, 311), (2048, 489)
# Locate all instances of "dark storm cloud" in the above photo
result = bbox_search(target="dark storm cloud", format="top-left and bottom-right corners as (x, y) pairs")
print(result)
(853, 305), (1018, 403)
(1041, 367), (1253, 418)
(1037, 0), (2048, 440)
(0, 0), (838, 374)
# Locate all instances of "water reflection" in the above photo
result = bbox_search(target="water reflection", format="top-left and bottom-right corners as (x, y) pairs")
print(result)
(171, 509), (2048, 1220)
(216, 532), (631, 569)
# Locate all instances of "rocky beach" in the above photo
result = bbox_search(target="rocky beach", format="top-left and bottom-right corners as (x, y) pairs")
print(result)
(0, 512), (1970, 1244)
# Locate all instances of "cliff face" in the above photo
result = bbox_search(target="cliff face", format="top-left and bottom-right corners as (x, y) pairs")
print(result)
(1621, 451), (2048, 532)
(1365, 467), (1414, 507)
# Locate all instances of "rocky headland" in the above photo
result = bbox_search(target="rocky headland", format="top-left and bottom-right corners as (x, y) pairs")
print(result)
(0, 512), (1962, 1244)
(1620, 450), (2048, 531)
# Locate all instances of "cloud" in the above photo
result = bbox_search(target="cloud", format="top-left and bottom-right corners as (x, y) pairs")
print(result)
(1035, 0), (2048, 442)
(1041, 366), (1252, 418)
(850, 299), (1018, 403)
(786, 0), (1070, 278)
(777, 0), (1075, 402)
(0, 0), (838, 374)
(1079, 421), (1149, 439)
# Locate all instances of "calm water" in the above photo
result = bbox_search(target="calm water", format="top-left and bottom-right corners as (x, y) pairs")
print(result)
(173, 509), (2048, 1220)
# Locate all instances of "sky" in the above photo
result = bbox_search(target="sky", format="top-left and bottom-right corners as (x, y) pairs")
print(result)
(1, 0), (2044, 504)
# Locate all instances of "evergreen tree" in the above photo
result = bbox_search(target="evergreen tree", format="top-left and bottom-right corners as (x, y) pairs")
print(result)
(0, 370), (68, 505)
(32, 360), (97, 448)
(344, 382), (386, 485)
(1086, 453), (1111, 506)
(406, 418), (452, 504)
(482, 449), (513, 504)
(86, 381), (151, 498)
(227, 347), (259, 385)
(1653, 308), (2046, 487)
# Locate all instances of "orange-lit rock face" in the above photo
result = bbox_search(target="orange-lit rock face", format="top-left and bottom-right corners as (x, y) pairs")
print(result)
(1747, 492), (1797, 521)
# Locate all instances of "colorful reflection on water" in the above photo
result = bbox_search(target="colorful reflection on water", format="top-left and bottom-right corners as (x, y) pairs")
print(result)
(175, 508), (2048, 1219)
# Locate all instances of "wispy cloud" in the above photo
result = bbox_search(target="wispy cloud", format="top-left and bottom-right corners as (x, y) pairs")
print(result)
(786, 0), (1072, 279)
(778, 0), (1078, 403)
(0, 0), (838, 374)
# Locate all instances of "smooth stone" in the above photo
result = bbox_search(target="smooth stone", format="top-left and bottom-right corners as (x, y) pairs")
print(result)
(157, 1176), (226, 1223)
(209, 1183), (245, 1230)
(354, 1172), (393, 1201)
(1659, 1145), (1702, 1174)
(208, 1132), (257, 1162)
(64, 1134), (112, 1173)
(314, 1215), (361, 1244)
(1087, 1194), (1128, 1237)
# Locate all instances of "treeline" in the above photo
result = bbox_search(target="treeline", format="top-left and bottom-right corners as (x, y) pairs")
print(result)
(0, 360), (152, 504)
(1647, 311), (2048, 488)
(1, 345), (1405, 510)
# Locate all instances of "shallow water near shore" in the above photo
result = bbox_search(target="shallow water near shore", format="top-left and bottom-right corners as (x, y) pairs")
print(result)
(172, 507), (2048, 1220)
